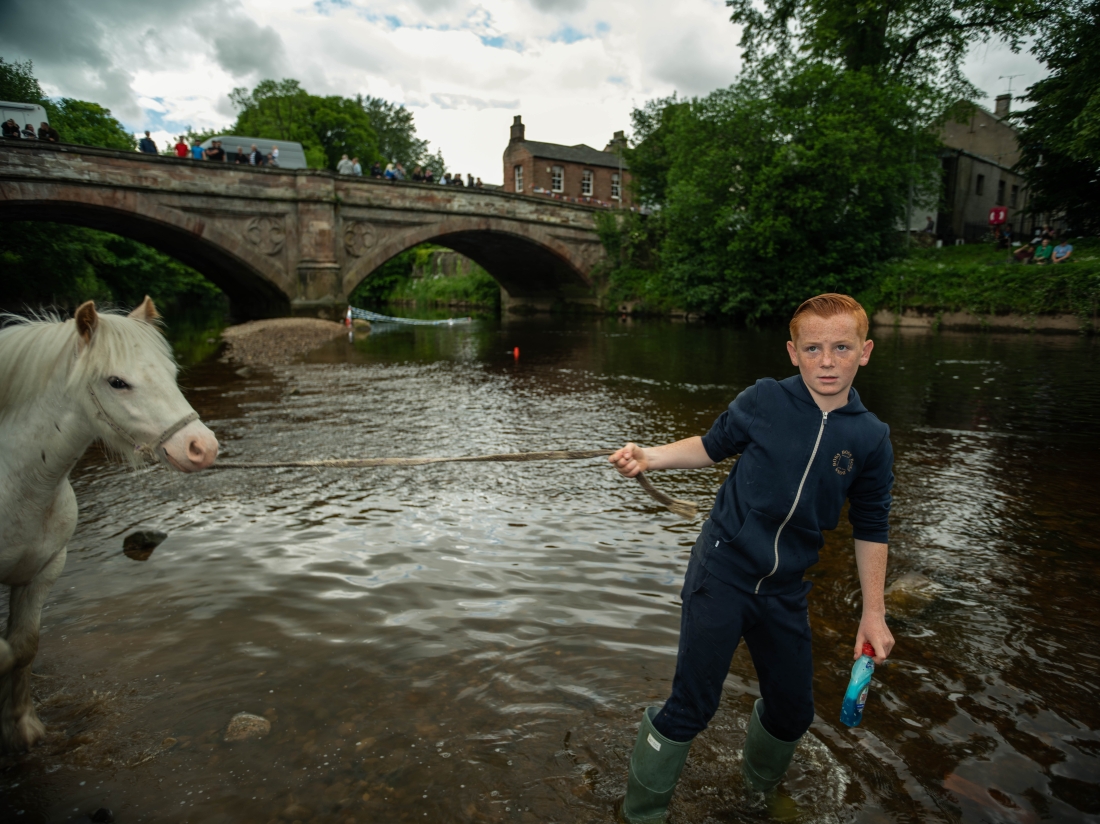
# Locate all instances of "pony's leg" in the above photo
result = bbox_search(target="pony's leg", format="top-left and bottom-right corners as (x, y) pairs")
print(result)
(0, 547), (67, 753)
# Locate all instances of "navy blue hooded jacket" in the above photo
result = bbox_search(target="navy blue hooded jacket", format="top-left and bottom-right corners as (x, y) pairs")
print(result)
(699, 375), (893, 595)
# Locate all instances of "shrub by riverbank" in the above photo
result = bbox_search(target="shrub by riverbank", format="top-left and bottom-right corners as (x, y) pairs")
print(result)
(860, 237), (1100, 323)
(348, 244), (500, 310)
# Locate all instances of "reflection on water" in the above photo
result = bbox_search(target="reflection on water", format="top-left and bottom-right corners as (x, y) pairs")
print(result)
(2, 317), (1098, 823)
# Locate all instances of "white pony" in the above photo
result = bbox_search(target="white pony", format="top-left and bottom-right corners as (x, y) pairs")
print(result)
(0, 297), (218, 753)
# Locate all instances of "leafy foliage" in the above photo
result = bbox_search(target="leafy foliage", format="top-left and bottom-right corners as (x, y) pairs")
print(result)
(0, 222), (225, 315)
(49, 98), (135, 151)
(0, 57), (134, 150)
(360, 96), (445, 172)
(0, 57), (45, 104)
(864, 237), (1100, 322)
(229, 79), (379, 169)
(347, 245), (498, 309)
(726, 0), (1053, 99)
(1014, 0), (1100, 234)
(613, 63), (940, 322)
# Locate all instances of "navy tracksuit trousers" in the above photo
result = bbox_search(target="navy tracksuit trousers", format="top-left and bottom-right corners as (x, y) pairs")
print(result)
(652, 518), (816, 744)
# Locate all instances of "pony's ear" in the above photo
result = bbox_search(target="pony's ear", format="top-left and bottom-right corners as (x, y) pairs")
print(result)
(128, 295), (160, 324)
(74, 301), (98, 346)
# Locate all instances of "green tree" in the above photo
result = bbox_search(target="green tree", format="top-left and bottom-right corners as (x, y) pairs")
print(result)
(50, 98), (136, 151)
(726, 0), (1054, 97)
(617, 63), (940, 321)
(0, 223), (223, 313)
(0, 56), (45, 104)
(230, 78), (380, 169)
(359, 96), (444, 171)
(1, 57), (135, 150)
(1014, 0), (1100, 233)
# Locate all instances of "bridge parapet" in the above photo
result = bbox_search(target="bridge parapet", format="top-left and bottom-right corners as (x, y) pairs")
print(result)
(0, 141), (609, 317)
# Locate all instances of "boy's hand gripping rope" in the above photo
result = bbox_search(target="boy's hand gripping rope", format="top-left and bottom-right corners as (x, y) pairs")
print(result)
(213, 449), (698, 519)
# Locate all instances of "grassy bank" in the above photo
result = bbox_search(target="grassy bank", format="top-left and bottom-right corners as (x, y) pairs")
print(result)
(348, 244), (501, 310)
(860, 237), (1100, 321)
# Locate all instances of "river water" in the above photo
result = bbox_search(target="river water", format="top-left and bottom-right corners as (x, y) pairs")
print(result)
(2, 317), (1098, 823)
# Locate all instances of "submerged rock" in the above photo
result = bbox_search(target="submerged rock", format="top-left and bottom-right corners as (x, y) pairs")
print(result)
(225, 712), (271, 742)
(88, 809), (114, 823)
(885, 572), (939, 614)
(122, 529), (167, 561)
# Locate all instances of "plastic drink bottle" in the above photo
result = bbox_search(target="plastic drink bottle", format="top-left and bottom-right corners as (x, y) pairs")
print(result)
(840, 643), (876, 727)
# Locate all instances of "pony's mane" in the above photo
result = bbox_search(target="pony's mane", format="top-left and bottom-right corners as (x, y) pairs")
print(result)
(0, 310), (176, 415)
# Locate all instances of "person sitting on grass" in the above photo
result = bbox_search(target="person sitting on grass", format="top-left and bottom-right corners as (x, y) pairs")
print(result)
(1033, 237), (1055, 265)
(1013, 242), (1035, 264)
(609, 293), (894, 823)
(1052, 240), (1073, 264)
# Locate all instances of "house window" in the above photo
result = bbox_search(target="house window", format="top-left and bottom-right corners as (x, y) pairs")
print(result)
(975, 174), (985, 196)
(551, 165), (564, 192)
(611, 173), (621, 200)
(514, 165), (523, 193)
(1010, 184), (1019, 208)
(581, 169), (593, 196)
(997, 179), (1006, 204)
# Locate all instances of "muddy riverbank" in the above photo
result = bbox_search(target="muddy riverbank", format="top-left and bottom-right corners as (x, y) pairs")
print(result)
(220, 317), (348, 365)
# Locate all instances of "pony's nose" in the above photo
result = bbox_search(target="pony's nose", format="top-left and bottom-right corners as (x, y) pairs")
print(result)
(186, 432), (219, 469)
(187, 435), (218, 468)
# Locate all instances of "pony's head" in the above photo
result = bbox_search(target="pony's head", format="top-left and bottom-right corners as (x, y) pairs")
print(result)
(71, 297), (218, 472)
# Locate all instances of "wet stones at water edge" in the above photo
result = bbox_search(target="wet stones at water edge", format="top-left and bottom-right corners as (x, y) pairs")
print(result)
(122, 529), (167, 561)
(225, 712), (271, 742)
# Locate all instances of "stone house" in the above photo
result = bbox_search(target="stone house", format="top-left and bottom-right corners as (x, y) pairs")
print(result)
(935, 94), (1039, 243)
(502, 116), (633, 207)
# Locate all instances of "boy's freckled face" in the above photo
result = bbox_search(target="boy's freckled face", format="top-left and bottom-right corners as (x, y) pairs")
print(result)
(787, 315), (873, 404)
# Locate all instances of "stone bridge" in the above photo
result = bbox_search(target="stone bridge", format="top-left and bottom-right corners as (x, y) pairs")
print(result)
(0, 141), (610, 317)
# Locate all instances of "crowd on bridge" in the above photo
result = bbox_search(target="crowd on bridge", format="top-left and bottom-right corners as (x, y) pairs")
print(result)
(3, 118), (60, 142)
(334, 154), (486, 189)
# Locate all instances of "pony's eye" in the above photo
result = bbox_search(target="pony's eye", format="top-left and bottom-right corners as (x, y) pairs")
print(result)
(107, 376), (131, 390)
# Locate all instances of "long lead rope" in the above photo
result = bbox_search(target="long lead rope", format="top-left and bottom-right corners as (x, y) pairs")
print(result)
(213, 449), (699, 519)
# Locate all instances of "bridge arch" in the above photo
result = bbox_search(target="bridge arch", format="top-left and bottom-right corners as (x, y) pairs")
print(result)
(0, 184), (293, 318)
(341, 216), (601, 312)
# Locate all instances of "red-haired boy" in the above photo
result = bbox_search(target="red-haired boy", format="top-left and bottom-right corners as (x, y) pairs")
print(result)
(611, 293), (895, 822)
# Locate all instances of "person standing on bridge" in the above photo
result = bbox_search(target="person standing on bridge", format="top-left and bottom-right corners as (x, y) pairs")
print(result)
(138, 131), (157, 154)
(38, 121), (60, 142)
(351, 157), (362, 176)
(174, 136), (189, 158)
(338, 154), (355, 175)
(610, 293), (894, 823)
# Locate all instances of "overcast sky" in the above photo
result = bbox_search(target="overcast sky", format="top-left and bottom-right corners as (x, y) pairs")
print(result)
(0, 0), (1046, 184)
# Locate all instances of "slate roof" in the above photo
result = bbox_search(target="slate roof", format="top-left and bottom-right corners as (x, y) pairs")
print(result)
(513, 140), (628, 170)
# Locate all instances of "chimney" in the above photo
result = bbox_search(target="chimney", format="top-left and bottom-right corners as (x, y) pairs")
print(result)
(994, 94), (1011, 118)
(604, 129), (627, 153)
(510, 115), (525, 143)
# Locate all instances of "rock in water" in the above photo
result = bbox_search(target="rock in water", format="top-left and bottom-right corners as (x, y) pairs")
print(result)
(885, 572), (939, 615)
(122, 529), (168, 561)
(89, 809), (115, 823)
(225, 712), (271, 742)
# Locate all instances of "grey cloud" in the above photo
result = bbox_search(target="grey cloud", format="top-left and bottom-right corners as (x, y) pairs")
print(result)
(0, 0), (286, 126)
(411, 0), (460, 11)
(529, 0), (588, 11)
(649, 30), (739, 96)
(430, 93), (520, 110)
(211, 19), (288, 78)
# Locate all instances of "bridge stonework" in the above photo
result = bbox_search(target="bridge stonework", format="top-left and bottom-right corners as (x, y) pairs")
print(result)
(0, 142), (609, 318)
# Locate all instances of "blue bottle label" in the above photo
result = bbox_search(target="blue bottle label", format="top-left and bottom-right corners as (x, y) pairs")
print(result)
(855, 686), (869, 711)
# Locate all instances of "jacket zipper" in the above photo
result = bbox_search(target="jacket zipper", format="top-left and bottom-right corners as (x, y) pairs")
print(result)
(755, 410), (828, 594)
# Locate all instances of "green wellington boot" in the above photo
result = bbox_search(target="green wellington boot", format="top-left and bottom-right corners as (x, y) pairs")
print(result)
(620, 707), (693, 824)
(741, 699), (801, 795)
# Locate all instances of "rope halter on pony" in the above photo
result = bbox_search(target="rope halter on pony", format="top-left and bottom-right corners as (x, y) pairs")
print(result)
(88, 385), (199, 461)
